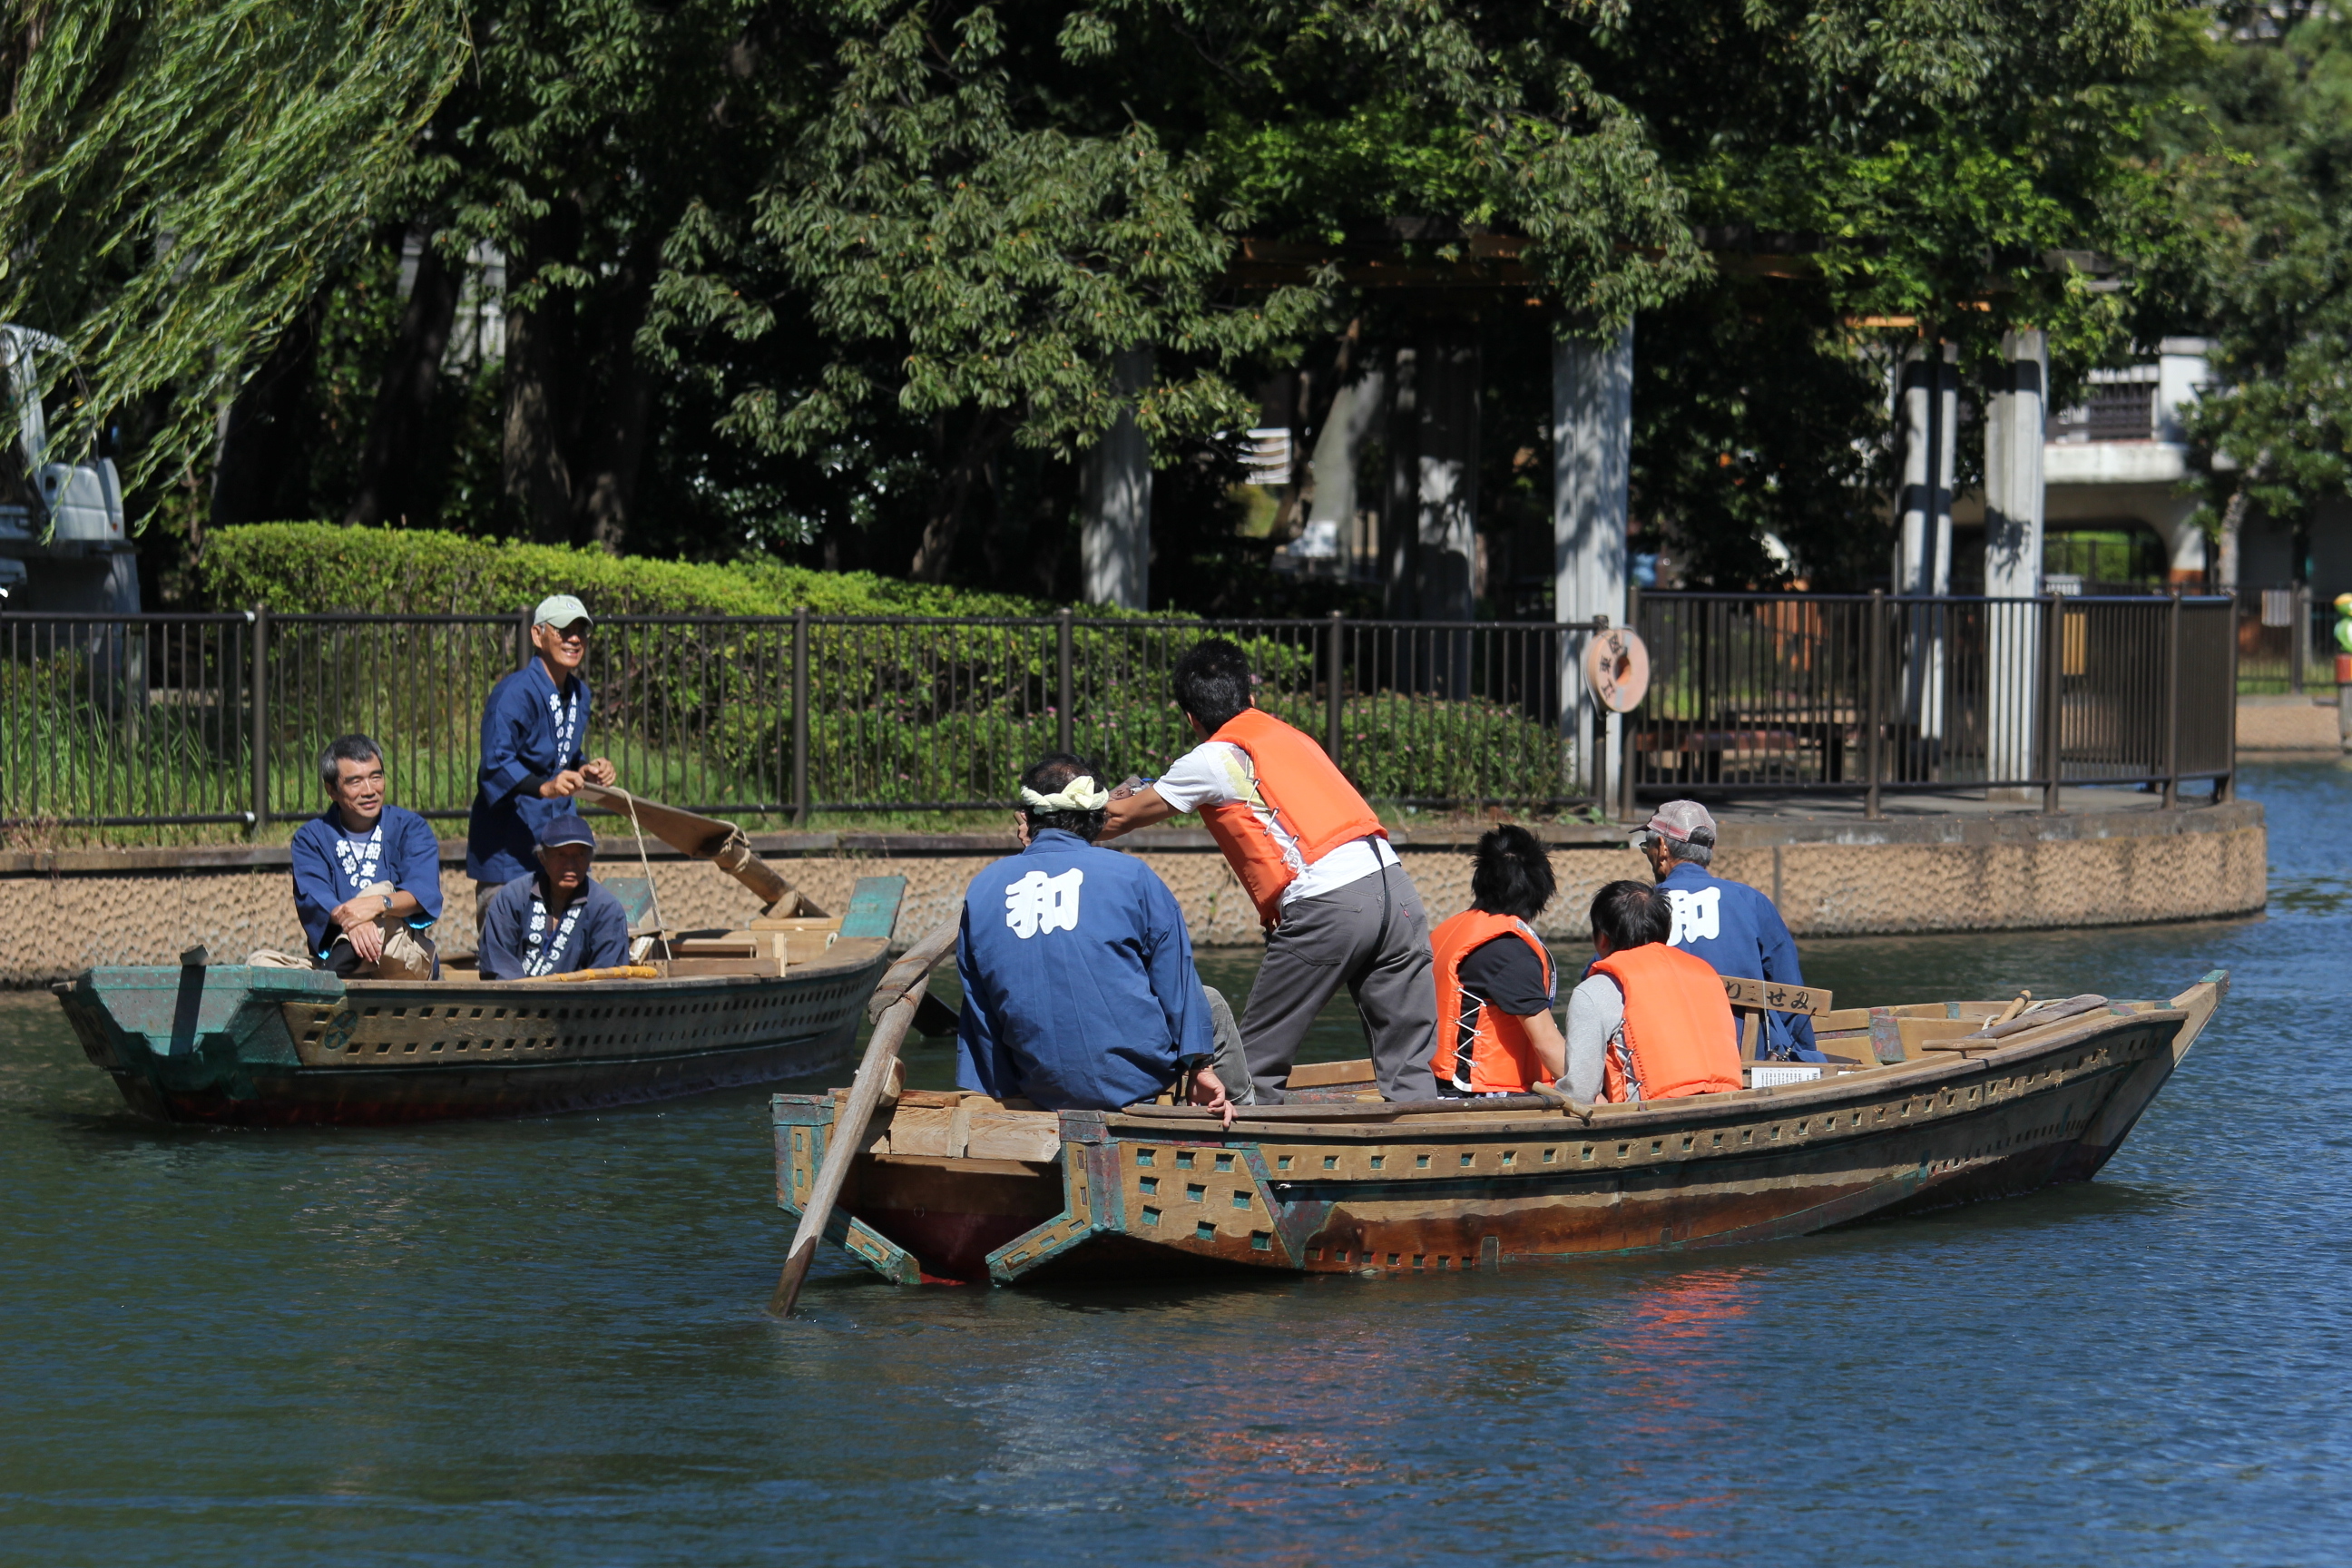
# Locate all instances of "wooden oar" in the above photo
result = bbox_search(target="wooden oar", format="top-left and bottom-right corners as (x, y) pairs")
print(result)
(768, 913), (962, 1318)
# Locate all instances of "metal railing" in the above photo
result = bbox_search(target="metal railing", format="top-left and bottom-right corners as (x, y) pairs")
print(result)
(2233, 584), (2340, 694)
(2, 609), (1613, 835)
(1628, 591), (2236, 814)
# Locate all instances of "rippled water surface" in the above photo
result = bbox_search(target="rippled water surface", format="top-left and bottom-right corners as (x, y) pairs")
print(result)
(5, 765), (2349, 1566)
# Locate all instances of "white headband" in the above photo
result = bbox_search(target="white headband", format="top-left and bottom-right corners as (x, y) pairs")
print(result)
(1020, 775), (1111, 812)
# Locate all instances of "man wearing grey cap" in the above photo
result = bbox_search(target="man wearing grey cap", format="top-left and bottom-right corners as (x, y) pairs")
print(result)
(1633, 799), (1822, 1061)
(466, 593), (618, 929)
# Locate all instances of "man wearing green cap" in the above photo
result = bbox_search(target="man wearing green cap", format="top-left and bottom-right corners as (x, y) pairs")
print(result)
(466, 593), (619, 930)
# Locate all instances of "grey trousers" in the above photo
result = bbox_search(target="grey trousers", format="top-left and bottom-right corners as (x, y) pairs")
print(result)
(1238, 861), (1438, 1102)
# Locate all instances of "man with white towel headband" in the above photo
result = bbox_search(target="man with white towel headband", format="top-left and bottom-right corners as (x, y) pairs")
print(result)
(954, 752), (1241, 1121)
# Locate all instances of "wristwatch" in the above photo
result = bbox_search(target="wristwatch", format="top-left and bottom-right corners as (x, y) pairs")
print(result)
(378, 894), (395, 913)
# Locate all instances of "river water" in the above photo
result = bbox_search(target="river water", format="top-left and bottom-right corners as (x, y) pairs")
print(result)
(5, 763), (2347, 1566)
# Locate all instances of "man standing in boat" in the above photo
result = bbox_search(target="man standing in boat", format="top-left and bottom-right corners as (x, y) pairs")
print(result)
(287, 733), (443, 979)
(1634, 800), (1822, 1061)
(1099, 638), (1438, 1104)
(957, 753), (1240, 1120)
(466, 593), (618, 933)
(476, 815), (632, 981)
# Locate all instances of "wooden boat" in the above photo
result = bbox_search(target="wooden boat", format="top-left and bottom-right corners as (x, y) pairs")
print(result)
(55, 792), (911, 1127)
(771, 971), (2228, 1286)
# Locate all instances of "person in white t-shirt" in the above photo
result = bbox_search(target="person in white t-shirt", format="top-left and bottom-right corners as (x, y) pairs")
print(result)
(1099, 639), (1437, 1102)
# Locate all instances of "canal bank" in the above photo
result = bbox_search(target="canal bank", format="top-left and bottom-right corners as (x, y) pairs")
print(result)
(0, 791), (2264, 984)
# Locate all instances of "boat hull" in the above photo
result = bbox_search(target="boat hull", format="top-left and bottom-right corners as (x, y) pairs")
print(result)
(776, 978), (2226, 1287)
(59, 948), (892, 1127)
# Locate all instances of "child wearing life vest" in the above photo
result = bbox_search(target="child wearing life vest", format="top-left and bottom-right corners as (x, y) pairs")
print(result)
(1429, 826), (1565, 1095)
(1564, 881), (1744, 1104)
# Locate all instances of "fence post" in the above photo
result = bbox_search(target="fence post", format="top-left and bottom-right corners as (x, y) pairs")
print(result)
(249, 604), (269, 838)
(2041, 594), (2063, 816)
(2163, 592), (2182, 808)
(1055, 606), (1074, 756)
(2291, 581), (2309, 693)
(1326, 610), (1345, 767)
(2222, 593), (2239, 802)
(1864, 590), (1885, 820)
(791, 606), (809, 828)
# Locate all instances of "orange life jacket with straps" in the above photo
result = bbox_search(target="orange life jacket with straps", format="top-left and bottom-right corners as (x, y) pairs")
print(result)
(1430, 909), (1555, 1094)
(1590, 943), (1743, 1103)
(1196, 707), (1387, 928)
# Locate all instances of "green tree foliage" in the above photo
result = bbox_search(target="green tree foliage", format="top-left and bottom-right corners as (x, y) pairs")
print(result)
(0, 0), (467, 500)
(2153, 5), (2352, 577)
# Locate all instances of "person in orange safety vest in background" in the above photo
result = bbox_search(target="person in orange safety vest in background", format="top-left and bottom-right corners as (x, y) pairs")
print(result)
(1569, 880), (1743, 1104)
(1430, 825), (1565, 1096)
(1100, 638), (1437, 1105)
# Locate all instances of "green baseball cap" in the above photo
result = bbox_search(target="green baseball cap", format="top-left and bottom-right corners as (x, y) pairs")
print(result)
(534, 593), (593, 630)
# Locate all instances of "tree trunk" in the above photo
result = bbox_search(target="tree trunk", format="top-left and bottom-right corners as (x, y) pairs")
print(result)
(346, 231), (460, 526)
(911, 409), (1014, 583)
(2216, 448), (2268, 589)
(501, 299), (573, 542)
(566, 234), (664, 553)
(211, 286), (328, 525)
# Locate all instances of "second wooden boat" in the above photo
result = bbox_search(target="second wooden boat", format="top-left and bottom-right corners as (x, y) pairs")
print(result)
(771, 972), (2227, 1286)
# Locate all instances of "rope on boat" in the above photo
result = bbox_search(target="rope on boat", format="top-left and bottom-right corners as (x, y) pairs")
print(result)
(605, 784), (668, 956)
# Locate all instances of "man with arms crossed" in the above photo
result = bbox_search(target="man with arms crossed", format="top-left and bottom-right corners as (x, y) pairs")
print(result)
(288, 733), (443, 979)
(1101, 639), (1437, 1103)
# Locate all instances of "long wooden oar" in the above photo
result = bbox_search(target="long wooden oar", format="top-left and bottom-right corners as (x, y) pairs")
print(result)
(769, 913), (962, 1318)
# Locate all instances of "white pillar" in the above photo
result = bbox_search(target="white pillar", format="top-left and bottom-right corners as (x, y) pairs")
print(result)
(1305, 367), (1384, 574)
(1554, 323), (1633, 803)
(1895, 341), (1957, 746)
(1416, 326), (1479, 625)
(1080, 348), (1152, 610)
(1984, 329), (2047, 797)
(1984, 328), (2046, 598)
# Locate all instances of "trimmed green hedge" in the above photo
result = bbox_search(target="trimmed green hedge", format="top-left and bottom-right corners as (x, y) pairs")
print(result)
(196, 523), (1072, 617)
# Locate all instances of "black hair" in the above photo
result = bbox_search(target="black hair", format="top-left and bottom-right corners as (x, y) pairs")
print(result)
(1020, 751), (1108, 843)
(1469, 824), (1555, 920)
(1169, 638), (1254, 733)
(1589, 879), (1670, 950)
(318, 732), (385, 790)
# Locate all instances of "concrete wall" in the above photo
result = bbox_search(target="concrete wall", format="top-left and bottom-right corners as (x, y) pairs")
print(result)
(0, 803), (2267, 985)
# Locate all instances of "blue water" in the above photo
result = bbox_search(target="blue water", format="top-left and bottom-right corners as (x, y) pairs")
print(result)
(3, 764), (2347, 1565)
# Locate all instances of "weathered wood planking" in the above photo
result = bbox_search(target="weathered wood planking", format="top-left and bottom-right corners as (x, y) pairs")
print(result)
(773, 975), (2229, 1288)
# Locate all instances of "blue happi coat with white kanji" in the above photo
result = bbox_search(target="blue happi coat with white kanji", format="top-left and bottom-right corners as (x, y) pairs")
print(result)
(955, 828), (1213, 1112)
(466, 661), (592, 884)
(1656, 861), (1822, 1060)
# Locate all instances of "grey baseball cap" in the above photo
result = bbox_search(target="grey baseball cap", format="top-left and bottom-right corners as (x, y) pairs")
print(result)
(533, 593), (593, 630)
(1632, 799), (1717, 846)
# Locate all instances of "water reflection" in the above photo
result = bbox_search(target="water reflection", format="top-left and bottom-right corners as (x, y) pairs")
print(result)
(4, 764), (2350, 1563)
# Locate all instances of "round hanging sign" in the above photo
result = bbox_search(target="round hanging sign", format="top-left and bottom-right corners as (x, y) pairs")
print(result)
(1583, 626), (1650, 713)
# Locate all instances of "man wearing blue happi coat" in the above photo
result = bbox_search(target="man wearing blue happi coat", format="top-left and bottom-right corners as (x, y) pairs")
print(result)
(1635, 799), (1823, 1061)
(956, 754), (1238, 1118)
(466, 593), (619, 929)
(288, 733), (443, 978)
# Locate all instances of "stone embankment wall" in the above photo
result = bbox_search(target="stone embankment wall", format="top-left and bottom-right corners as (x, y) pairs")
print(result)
(0, 800), (2266, 985)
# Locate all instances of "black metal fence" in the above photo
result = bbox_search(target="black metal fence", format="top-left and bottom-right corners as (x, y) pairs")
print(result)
(2, 597), (2239, 838)
(1630, 591), (2236, 812)
(1, 610), (1612, 834)
(2233, 584), (2340, 694)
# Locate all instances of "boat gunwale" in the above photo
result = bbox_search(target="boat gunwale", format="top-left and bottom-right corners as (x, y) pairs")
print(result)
(1088, 1005), (2187, 1144)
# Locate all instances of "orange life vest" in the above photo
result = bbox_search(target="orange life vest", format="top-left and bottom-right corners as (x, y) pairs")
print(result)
(1590, 943), (1743, 1103)
(1430, 909), (1555, 1094)
(1196, 707), (1387, 928)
